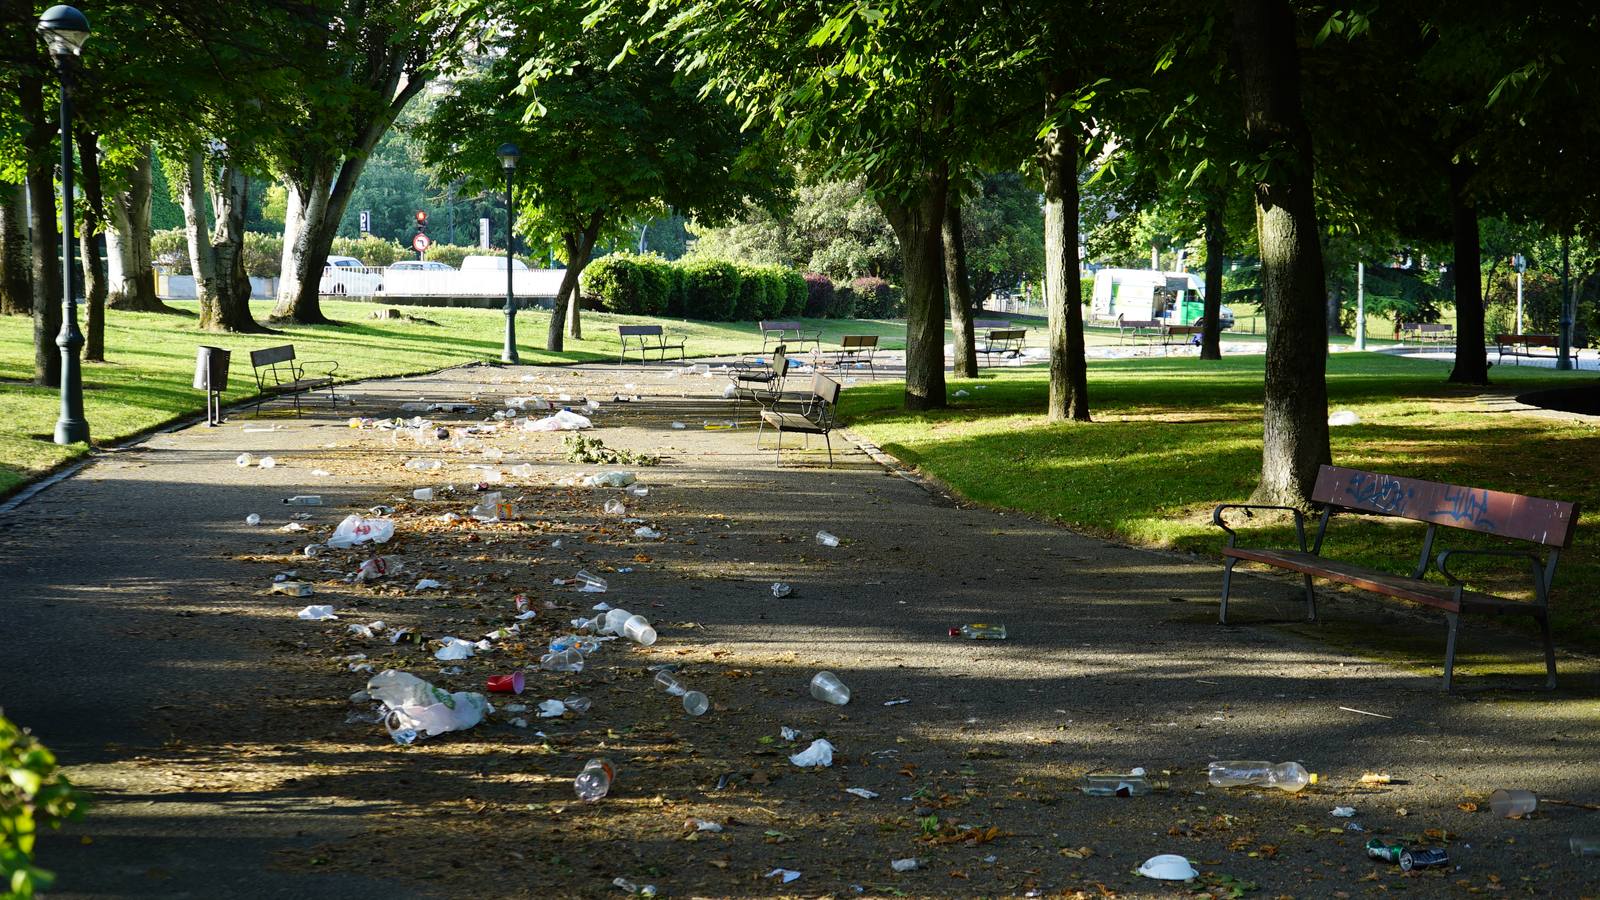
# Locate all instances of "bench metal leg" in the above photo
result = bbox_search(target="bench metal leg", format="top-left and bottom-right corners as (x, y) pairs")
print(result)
(1218, 558), (1237, 624)
(1302, 574), (1318, 622)
(1540, 612), (1558, 689)
(1442, 611), (1460, 693)
(824, 432), (833, 467)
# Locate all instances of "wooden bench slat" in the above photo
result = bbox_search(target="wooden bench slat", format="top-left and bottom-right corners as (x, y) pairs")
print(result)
(1313, 465), (1578, 547)
(1223, 547), (1461, 610)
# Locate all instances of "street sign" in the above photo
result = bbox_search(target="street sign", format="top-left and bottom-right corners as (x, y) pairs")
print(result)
(359, 210), (371, 234)
(479, 218), (491, 248)
(412, 233), (431, 252)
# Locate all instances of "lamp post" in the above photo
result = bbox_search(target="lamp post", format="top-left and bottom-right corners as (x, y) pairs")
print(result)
(39, 5), (90, 446)
(1513, 253), (1527, 335)
(497, 143), (520, 364)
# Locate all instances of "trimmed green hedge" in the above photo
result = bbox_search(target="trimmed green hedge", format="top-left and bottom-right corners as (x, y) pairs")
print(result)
(581, 254), (829, 322)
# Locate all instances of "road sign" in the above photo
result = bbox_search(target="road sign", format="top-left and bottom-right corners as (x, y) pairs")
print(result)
(412, 233), (431, 252)
(359, 210), (371, 234)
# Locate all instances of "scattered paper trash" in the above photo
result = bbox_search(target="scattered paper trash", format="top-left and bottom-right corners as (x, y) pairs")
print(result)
(845, 787), (880, 799)
(883, 698), (910, 706)
(780, 726), (799, 741)
(525, 410), (592, 431)
(611, 877), (657, 897)
(434, 637), (476, 660)
(789, 739), (835, 768)
(296, 605), (337, 621)
(245, 513), (261, 526)
(271, 581), (313, 597)
(954, 389), (969, 398)
(414, 578), (444, 592)
(1138, 854), (1198, 881)
(1331, 806), (1357, 817)
(1328, 409), (1361, 426)
(764, 869), (801, 884)
(633, 526), (662, 539)
(891, 858), (920, 872)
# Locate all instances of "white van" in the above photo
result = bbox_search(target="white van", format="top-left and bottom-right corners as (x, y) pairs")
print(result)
(1090, 268), (1233, 328)
(461, 255), (529, 271)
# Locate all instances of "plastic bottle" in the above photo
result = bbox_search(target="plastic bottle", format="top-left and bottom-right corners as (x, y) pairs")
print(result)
(284, 495), (323, 506)
(1081, 773), (1154, 796)
(950, 623), (1007, 640)
(236, 453), (254, 467)
(1207, 761), (1317, 793)
(810, 670), (851, 705)
(575, 758), (615, 801)
(815, 530), (841, 547)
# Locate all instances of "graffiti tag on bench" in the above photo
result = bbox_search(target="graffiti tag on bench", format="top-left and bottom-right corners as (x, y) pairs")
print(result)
(1345, 471), (1415, 516)
(1432, 486), (1496, 532)
(1314, 465), (1578, 547)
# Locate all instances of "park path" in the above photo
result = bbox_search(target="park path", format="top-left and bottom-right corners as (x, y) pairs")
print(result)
(2, 357), (1598, 898)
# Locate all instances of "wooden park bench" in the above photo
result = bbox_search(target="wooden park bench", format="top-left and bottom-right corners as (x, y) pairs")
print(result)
(1213, 464), (1579, 692)
(248, 344), (338, 417)
(1398, 322), (1454, 344)
(1163, 324), (1204, 350)
(617, 324), (686, 363)
(1115, 318), (1166, 346)
(976, 328), (1027, 366)
(760, 320), (820, 354)
(1495, 333), (1570, 367)
(973, 318), (1014, 331)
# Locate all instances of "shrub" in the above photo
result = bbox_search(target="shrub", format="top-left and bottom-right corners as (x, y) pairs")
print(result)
(849, 276), (900, 318)
(582, 253), (672, 316)
(243, 232), (283, 278)
(829, 284), (859, 319)
(423, 243), (476, 269)
(635, 255), (674, 316)
(730, 263), (765, 321)
(753, 265), (790, 319)
(803, 272), (835, 317)
(678, 258), (741, 321)
(151, 227), (190, 273)
(2, 710), (88, 897)
(782, 270), (808, 317)
(666, 264), (689, 317)
(331, 235), (404, 267)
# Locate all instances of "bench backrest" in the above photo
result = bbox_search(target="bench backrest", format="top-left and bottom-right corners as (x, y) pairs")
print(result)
(1312, 465), (1578, 547)
(1121, 319), (1161, 329)
(987, 329), (1027, 340)
(1401, 322), (1450, 333)
(618, 324), (663, 337)
(760, 320), (801, 332)
(974, 319), (1012, 329)
(841, 334), (878, 349)
(1497, 333), (1559, 347)
(250, 344), (297, 367)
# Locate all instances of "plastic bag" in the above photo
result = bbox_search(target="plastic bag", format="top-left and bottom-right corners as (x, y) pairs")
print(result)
(524, 410), (592, 432)
(583, 471), (636, 488)
(327, 514), (395, 548)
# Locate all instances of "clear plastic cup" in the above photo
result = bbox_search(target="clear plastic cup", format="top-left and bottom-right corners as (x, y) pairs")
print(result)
(622, 615), (657, 646)
(1571, 836), (1600, 856)
(603, 609), (634, 635)
(413, 488), (434, 501)
(654, 671), (686, 696)
(1490, 789), (1538, 818)
(815, 530), (840, 547)
(810, 670), (850, 705)
(604, 499), (626, 516)
(540, 648), (585, 672)
(574, 570), (608, 593)
(683, 691), (709, 716)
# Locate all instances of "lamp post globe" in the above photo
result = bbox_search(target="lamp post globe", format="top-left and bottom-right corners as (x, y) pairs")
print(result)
(39, 5), (91, 446)
(499, 143), (520, 364)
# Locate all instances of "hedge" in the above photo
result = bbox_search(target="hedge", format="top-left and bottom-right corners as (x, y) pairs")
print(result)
(582, 257), (819, 322)
(848, 276), (901, 318)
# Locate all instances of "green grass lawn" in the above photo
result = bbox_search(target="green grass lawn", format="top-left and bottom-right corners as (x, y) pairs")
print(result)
(0, 300), (909, 497)
(843, 352), (1600, 645)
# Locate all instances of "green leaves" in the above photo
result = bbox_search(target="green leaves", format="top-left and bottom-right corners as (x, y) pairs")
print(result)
(1, 711), (88, 899)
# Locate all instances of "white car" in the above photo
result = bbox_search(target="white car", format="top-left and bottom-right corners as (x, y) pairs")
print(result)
(461, 255), (529, 271)
(386, 260), (455, 273)
(383, 260), (455, 295)
(319, 255), (384, 295)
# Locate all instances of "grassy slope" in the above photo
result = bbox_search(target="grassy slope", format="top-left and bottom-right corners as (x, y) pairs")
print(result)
(0, 300), (908, 495)
(844, 352), (1600, 643)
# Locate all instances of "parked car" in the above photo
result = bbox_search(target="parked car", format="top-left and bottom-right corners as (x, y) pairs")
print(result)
(461, 255), (530, 271)
(319, 255), (384, 295)
(383, 259), (455, 295)
(386, 260), (455, 272)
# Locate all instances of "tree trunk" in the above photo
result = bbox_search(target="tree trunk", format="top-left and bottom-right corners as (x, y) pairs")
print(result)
(272, 163), (340, 324)
(1040, 100), (1089, 421)
(183, 148), (264, 333)
(1201, 195), (1225, 360)
(1229, 0), (1331, 507)
(1326, 283), (1344, 336)
(23, 73), (62, 388)
(879, 168), (949, 412)
(180, 148), (221, 320)
(0, 181), (29, 316)
(942, 192), (978, 378)
(546, 215), (601, 351)
(78, 129), (107, 361)
(106, 145), (171, 312)
(1447, 160), (1489, 384)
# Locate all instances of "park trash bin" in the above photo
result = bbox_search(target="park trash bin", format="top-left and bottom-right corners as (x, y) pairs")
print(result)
(194, 345), (230, 426)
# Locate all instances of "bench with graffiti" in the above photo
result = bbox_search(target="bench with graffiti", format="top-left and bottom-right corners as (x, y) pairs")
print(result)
(1211, 464), (1579, 692)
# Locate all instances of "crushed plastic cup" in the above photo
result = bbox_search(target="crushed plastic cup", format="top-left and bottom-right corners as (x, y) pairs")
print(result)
(405, 458), (443, 471)
(633, 526), (662, 540)
(486, 672), (526, 694)
(562, 695), (593, 714)
(258, 456), (276, 469)
(413, 488), (434, 501)
(809, 670), (850, 705)
(573, 570), (608, 593)
(1490, 789), (1538, 818)
(1138, 854), (1197, 881)
(236, 453), (254, 467)
(603, 608), (634, 635)
(771, 582), (793, 598)
(815, 530), (840, 547)
(622, 615), (657, 646)
(245, 513), (262, 526)
(604, 498), (627, 516)
(541, 648), (585, 672)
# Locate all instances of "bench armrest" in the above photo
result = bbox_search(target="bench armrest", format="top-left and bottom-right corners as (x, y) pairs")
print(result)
(1212, 504), (1307, 551)
(1435, 547), (1545, 590)
(297, 359), (339, 377)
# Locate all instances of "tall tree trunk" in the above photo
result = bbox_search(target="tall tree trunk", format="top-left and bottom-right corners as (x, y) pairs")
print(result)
(183, 148), (264, 333)
(546, 215), (601, 352)
(942, 192), (977, 378)
(106, 145), (170, 312)
(1229, 0), (1331, 506)
(0, 181), (29, 316)
(879, 166), (949, 412)
(1201, 195), (1226, 360)
(180, 148), (221, 321)
(23, 74), (61, 387)
(78, 129), (107, 361)
(1040, 95), (1089, 422)
(272, 162), (339, 324)
(1447, 160), (1488, 384)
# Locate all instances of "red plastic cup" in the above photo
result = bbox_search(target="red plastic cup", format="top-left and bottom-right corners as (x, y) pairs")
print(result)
(486, 671), (525, 694)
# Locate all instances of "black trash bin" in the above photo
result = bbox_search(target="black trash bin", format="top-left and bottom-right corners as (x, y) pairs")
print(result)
(194, 346), (231, 425)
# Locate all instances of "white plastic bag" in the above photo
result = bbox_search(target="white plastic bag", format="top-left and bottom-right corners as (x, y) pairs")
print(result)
(789, 738), (835, 768)
(367, 670), (487, 738)
(327, 514), (395, 548)
(583, 471), (636, 488)
(433, 637), (476, 660)
(524, 410), (592, 432)
(296, 605), (337, 621)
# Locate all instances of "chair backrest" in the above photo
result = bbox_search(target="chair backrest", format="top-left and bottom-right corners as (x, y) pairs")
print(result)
(770, 346), (787, 376)
(841, 334), (878, 349)
(251, 344), (296, 367)
(760, 320), (801, 332)
(618, 324), (663, 337)
(812, 373), (842, 406)
(1312, 464), (1579, 548)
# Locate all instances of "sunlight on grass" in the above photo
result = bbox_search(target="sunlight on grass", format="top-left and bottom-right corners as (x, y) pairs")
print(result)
(844, 352), (1600, 643)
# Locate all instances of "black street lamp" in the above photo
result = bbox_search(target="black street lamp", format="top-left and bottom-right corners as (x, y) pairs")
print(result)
(39, 5), (90, 446)
(497, 143), (520, 364)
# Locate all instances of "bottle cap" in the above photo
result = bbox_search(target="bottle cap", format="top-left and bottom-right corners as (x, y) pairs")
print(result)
(948, 627), (960, 636)
(1308, 773), (1319, 784)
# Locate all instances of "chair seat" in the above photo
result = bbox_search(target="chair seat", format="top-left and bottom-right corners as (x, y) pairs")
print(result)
(734, 371), (777, 384)
(760, 410), (824, 434)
